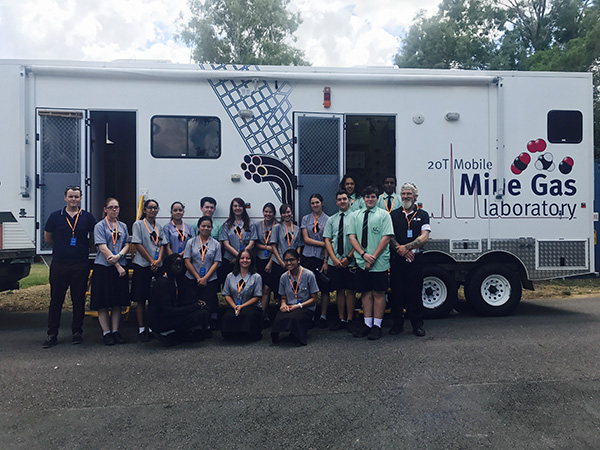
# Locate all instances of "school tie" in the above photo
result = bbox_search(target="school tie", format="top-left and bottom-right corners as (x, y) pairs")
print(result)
(337, 213), (345, 256)
(387, 195), (392, 210)
(361, 210), (370, 248)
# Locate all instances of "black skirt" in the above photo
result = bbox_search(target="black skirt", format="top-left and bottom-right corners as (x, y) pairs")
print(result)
(221, 306), (262, 340)
(90, 264), (130, 310)
(131, 264), (154, 304)
(271, 308), (313, 345)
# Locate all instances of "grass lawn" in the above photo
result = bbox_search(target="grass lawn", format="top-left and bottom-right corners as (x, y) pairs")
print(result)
(19, 263), (49, 289)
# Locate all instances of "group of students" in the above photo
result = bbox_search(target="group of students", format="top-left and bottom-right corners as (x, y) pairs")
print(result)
(42, 174), (430, 348)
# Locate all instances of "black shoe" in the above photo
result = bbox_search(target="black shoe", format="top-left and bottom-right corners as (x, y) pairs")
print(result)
(413, 326), (426, 337)
(389, 323), (404, 335)
(210, 319), (219, 331)
(72, 332), (83, 345)
(42, 335), (57, 349)
(367, 325), (383, 340)
(316, 317), (328, 329)
(262, 317), (271, 329)
(330, 320), (347, 331)
(112, 331), (126, 344)
(271, 332), (280, 343)
(157, 333), (178, 347)
(346, 321), (355, 333)
(138, 330), (150, 343)
(352, 324), (371, 338)
(204, 328), (213, 339)
(103, 333), (116, 346)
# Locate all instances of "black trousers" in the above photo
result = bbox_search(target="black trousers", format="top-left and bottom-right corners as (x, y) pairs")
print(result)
(390, 254), (424, 328)
(47, 260), (91, 336)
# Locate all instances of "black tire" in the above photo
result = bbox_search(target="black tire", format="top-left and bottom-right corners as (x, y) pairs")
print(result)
(464, 263), (522, 316)
(422, 265), (458, 319)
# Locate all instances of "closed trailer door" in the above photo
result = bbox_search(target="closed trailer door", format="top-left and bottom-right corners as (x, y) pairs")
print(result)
(294, 113), (344, 219)
(36, 110), (87, 253)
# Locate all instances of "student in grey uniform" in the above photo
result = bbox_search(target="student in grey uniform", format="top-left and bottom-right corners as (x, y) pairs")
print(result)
(218, 197), (255, 293)
(300, 193), (330, 328)
(251, 203), (280, 327)
(90, 198), (130, 346)
(271, 249), (319, 346)
(131, 199), (167, 342)
(323, 191), (357, 332)
(272, 203), (304, 270)
(184, 216), (221, 330)
(163, 201), (196, 302)
(221, 249), (263, 341)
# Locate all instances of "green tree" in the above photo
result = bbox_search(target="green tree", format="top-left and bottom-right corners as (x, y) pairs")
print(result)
(179, 0), (309, 66)
(396, 0), (600, 156)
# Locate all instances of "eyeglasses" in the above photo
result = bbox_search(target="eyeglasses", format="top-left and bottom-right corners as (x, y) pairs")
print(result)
(146, 206), (159, 211)
(106, 206), (119, 210)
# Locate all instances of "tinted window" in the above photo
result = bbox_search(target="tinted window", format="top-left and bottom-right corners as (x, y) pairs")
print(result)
(547, 110), (583, 144)
(151, 116), (221, 158)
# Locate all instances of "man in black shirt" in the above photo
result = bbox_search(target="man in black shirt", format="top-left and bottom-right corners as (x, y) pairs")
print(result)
(42, 186), (96, 348)
(389, 182), (431, 337)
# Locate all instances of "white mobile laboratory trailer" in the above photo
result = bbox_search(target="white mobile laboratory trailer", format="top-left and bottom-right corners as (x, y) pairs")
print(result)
(0, 59), (594, 316)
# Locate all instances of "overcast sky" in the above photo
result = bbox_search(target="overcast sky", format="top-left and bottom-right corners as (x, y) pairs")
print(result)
(0, 0), (440, 67)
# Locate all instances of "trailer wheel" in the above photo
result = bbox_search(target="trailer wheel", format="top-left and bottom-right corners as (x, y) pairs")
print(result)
(465, 264), (522, 316)
(422, 266), (458, 319)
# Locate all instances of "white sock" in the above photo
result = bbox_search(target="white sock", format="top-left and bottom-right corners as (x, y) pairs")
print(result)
(139, 327), (145, 333)
(320, 315), (327, 320)
(364, 317), (374, 327)
(103, 331), (111, 336)
(341, 319), (347, 323)
(374, 318), (383, 328)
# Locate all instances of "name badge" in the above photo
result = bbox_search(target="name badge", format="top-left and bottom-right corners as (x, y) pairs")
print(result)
(154, 249), (159, 260)
(240, 244), (245, 252)
(236, 298), (242, 306)
(70, 237), (77, 246)
(407, 230), (413, 238)
(199, 267), (206, 276)
(178, 246), (183, 253)
(264, 249), (269, 258)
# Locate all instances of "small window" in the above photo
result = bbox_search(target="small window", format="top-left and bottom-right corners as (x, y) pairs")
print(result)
(151, 116), (221, 158)
(547, 110), (583, 144)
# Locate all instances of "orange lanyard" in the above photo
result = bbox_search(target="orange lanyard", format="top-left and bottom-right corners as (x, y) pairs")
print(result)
(143, 219), (159, 248)
(288, 267), (303, 299)
(234, 221), (244, 244)
(385, 195), (396, 213)
(262, 220), (273, 244)
(312, 213), (320, 237)
(403, 208), (418, 228)
(237, 279), (246, 297)
(105, 217), (118, 248)
(66, 210), (81, 237)
(199, 236), (208, 263)
(171, 220), (186, 243)
(285, 223), (294, 247)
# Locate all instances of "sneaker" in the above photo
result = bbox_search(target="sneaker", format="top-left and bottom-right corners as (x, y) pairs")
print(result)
(346, 321), (355, 333)
(42, 335), (57, 349)
(316, 317), (328, 329)
(112, 331), (126, 344)
(329, 320), (347, 331)
(103, 333), (116, 346)
(138, 330), (150, 343)
(72, 332), (83, 345)
(352, 324), (371, 338)
(367, 325), (383, 340)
